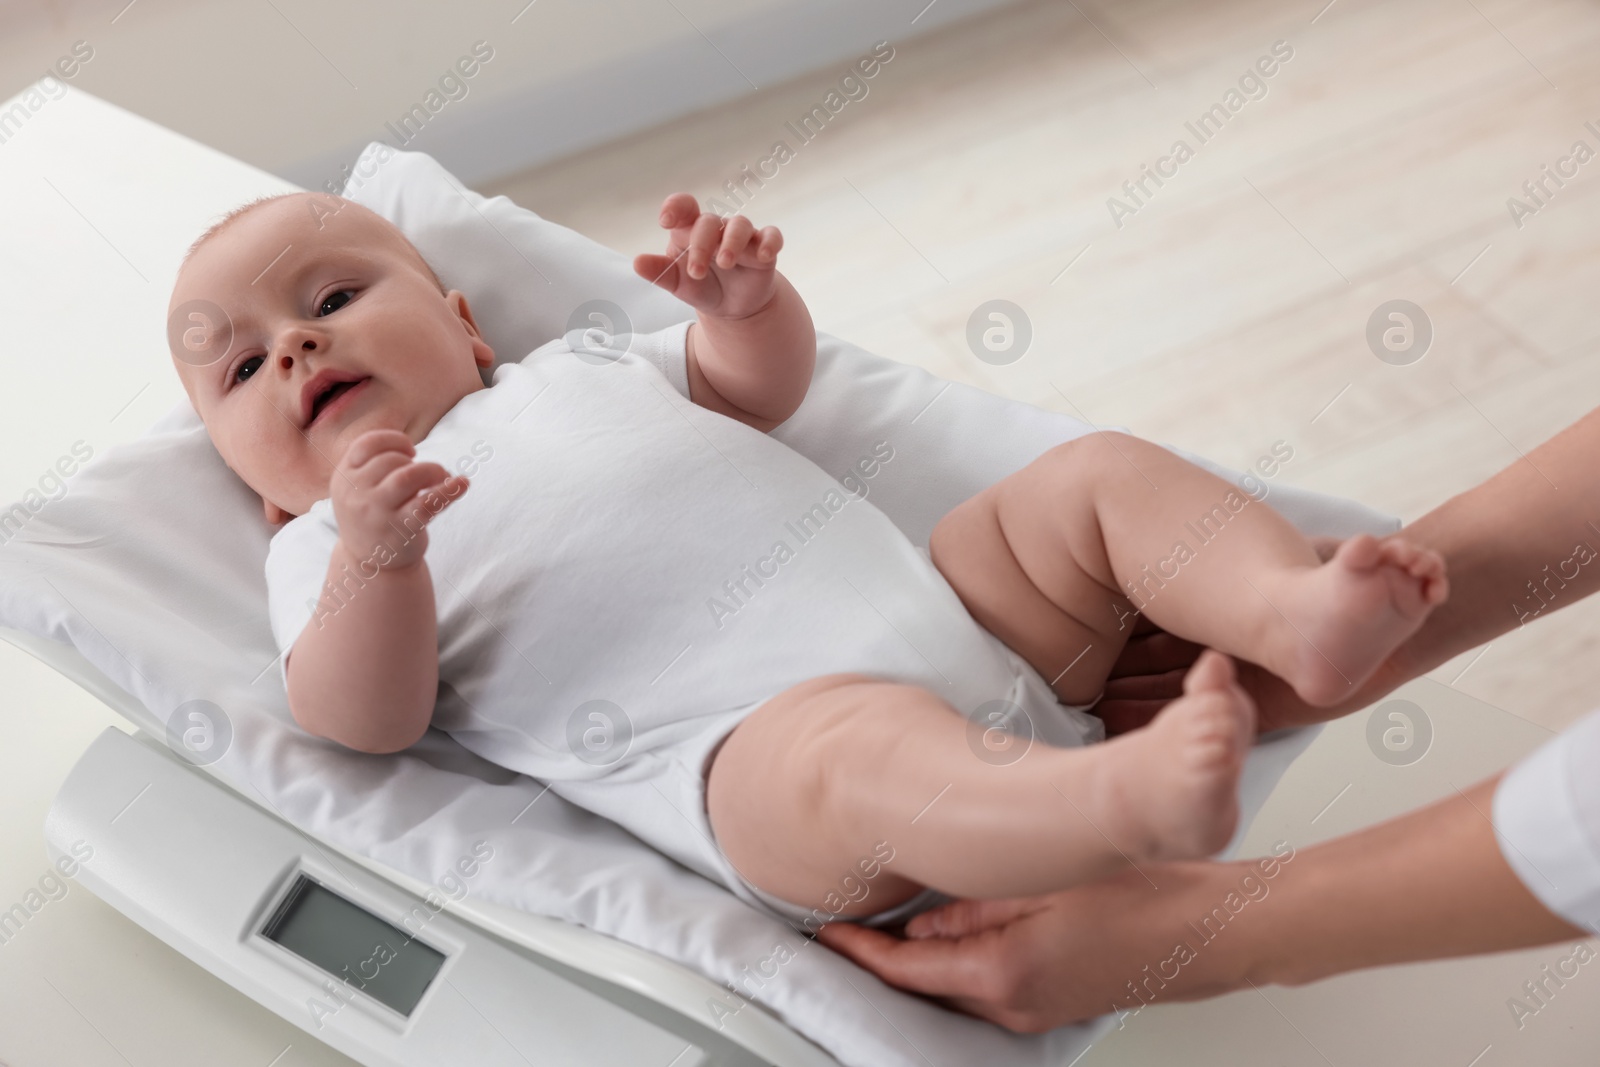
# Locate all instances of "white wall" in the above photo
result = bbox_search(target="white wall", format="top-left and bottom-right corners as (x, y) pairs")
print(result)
(1, 0), (1023, 187)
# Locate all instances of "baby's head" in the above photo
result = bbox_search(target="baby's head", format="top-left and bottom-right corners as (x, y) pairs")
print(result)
(168, 193), (494, 526)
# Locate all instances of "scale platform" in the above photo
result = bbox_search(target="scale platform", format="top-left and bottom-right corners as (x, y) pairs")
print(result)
(45, 726), (794, 1067)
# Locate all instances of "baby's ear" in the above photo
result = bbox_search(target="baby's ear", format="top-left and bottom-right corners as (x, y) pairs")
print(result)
(262, 496), (293, 526)
(448, 290), (496, 369)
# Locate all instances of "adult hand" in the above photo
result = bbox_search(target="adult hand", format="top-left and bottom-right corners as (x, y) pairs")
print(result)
(1094, 613), (1202, 736)
(817, 862), (1248, 1032)
(1097, 535), (1360, 735)
(819, 870), (1267, 1036)
(819, 775), (1587, 1033)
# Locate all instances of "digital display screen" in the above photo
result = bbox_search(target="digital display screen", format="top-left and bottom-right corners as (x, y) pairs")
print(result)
(259, 874), (446, 1017)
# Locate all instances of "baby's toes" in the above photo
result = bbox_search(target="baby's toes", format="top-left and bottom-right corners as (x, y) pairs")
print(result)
(1190, 693), (1252, 759)
(1410, 545), (1447, 583)
(1376, 537), (1420, 571)
(1197, 725), (1247, 773)
(1334, 532), (1383, 572)
(1422, 562), (1449, 605)
(1399, 547), (1444, 603)
(1188, 708), (1233, 752)
(1367, 542), (1432, 614)
(1381, 566), (1433, 619)
(1183, 649), (1236, 697)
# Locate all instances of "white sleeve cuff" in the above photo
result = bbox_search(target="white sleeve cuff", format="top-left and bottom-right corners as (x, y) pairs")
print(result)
(1492, 708), (1600, 934)
(631, 318), (693, 400)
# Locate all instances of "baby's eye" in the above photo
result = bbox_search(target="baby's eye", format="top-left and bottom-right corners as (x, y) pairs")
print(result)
(318, 290), (354, 316)
(234, 355), (263, 385)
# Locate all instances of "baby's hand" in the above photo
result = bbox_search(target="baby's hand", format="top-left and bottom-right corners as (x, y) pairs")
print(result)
(329, 429), (467, 571)
(633, 194), (784, 320)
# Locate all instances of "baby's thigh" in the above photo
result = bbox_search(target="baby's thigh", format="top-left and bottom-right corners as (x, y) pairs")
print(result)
(705, 673), (931, 918)
(929, 447), (1131, 705)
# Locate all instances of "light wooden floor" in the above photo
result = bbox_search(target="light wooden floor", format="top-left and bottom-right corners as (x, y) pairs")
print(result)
(487, 0), (1600, 1063)
(488, 0), (1600, 739)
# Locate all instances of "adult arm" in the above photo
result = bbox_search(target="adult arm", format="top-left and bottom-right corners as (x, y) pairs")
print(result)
(818, 775), (1589, 1032)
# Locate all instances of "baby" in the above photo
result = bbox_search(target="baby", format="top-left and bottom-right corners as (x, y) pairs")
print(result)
(168, 191), (1446, 927)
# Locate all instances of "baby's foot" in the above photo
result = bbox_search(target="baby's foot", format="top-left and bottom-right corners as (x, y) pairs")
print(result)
(1100, 650), (1255, 861)
(1267, 534), (1447, 707)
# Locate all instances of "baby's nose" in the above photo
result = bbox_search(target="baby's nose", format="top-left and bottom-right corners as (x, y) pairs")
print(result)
(278, 338), (317, 368)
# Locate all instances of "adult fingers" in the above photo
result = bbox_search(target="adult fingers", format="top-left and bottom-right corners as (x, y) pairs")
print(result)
(1183, 649), (1236, 693)
(1101, 665), (1188, 703)
(1097, 699), (1180, 736)
(903, 896), (1043, 940)
(1109, 630), (1204, 677)
(814, 924), (1023, 1026)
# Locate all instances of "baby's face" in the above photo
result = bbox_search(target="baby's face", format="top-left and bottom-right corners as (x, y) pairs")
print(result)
(169, 194), (494, 525)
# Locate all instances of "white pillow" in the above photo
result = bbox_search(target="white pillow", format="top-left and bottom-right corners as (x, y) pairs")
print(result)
(338, 142), (693, 380)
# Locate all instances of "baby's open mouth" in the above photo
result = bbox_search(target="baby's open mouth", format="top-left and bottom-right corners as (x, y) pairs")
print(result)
(307, 376), (370, 427)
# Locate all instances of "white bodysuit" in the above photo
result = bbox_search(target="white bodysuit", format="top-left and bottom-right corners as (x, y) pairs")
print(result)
(266, 319), (1102, 922)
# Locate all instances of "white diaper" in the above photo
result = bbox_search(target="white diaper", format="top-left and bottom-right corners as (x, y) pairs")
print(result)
(551, 577), (1106, 929)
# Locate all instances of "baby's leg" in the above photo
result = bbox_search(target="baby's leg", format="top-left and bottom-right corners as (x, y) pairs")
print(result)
(930, 432), (1446, 708)
(706, 653), (1253, 915)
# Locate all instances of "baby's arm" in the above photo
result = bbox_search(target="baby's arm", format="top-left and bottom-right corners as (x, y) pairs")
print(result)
(634, 194), (815, 432)
(284, 430), (466, 754)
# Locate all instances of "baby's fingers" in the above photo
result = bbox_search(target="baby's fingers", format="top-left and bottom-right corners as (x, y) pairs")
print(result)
(378, 461), (462, 515)
(336, 447), (413, 495)
(714, 214), (756, 269)
(408, 474), (469, 519)
(726, 224), (782, 268)
(340, 429), (414, 474)
(686, 211), (723, 280)
(753, 224), (782, 264)
(633, 252), (683, 290)
(657, 192), (701, 231)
